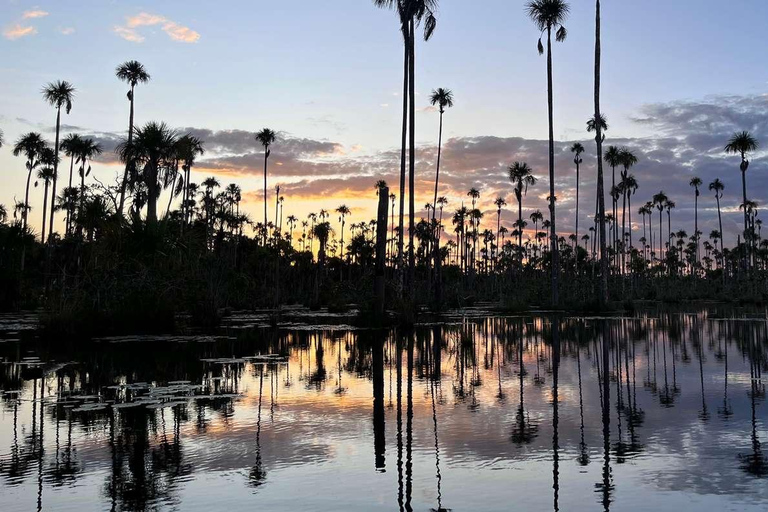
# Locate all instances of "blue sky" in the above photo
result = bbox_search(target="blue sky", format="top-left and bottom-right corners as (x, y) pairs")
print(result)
(2, 0), (767, 245)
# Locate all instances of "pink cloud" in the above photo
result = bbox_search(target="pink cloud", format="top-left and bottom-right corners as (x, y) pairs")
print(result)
(3, 23), (37, 40)
(115, 12), (200, 43)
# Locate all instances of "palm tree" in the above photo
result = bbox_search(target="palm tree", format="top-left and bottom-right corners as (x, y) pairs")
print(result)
(623, 174), (639, 255)
(117, 122), (175, 225)
(36, 148), (57, 242)
(0, 204), (6, 225)
(603, 145), (621, 256)
(75, 138), (103, 228)
(174, 134), (205, 223)
(664, 199), (675, 255)
(336, 205), (351, 260)
(709, 179), (725, 268)
(374, 0), (438, 296)
(116, 61), (151, 217)
(527, 0), (569, 304)
(617, 149), (638, 272)
(494, 197), (506, 268)
(653, 191), (668, 262)
(587, 110), (609, 300)
(467, 188), (480, 270)
(60, 134), (83, 234)
(724, 131), (759, 262)
(570, 143), (584, 249)
(430, 88), (454, 219)
(13, 132), (46, 231)
(255, 128), (277, 244)
(508, 162), (537, 258)
(42, 80), (75, 241)
(689, 177), (703, 268)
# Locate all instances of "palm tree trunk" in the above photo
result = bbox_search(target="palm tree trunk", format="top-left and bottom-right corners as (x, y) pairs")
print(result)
(407, 17), (416, 298)
(41, 181), (49, 243)
(546, 26), (559, 306)
(716, 195), (724, 273)
(66, 155), (74, 235)
(165, 173), (176, 219)
(659, 210), (663, 264)
(694, 192), (698, 270)
(49, 106), (61, 243)
(432, 111), (444, 221)
(575, 160), (580, 255)
(621, 186), (627, 275)
(118, 85), (135, 218)
(398, 30), (409, 291)
(595, 0), (608, 305)
(146, 163), (158, 224)
(263, 151), (269, 245)
(741, 165), (749, 268)
(79, 161), (87, 231)
(518, 197), (523, 258)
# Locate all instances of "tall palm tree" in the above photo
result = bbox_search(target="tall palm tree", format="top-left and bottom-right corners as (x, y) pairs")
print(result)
(618, 148), (638, 270)
(256, 128), (277, 244)
(42, 80), (75, 241)
(60, 134), (83, 234)
(623, 174), (638, 253)
(467, 188), (480, 270)
(724, 131), (759, 262)
(336, 205), (351, 260)
(587, 109), (608, 299)
(603, 145), (621, 257)
(36, 148), (57, 242)
(13, 132), (46, 231)
(709, 179), (725, 268)
(116, 61), (151, 217)
(430, 88), (454, 219)
(117, 122), (175, 225)
(653, 191), (668, 262)
(75, 138), (103, 228)
(174, 134), (205, 224)
(570, 142), (584, 249)
(664, 199), (675, 255)
(689, 176), (702, 268)
(374, 0), (438, 296)
(508, 162), (537, 258)
(494, 197), (506, 268)
(527, 0), (569, 304)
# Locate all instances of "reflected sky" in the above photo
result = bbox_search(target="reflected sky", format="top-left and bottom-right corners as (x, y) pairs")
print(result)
(0, 309), (766, 511)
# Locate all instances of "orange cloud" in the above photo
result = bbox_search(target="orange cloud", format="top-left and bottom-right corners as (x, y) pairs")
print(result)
(115, 12), (200, 43)
(3, 24), (37, 40)
(22, 10), (48, 19)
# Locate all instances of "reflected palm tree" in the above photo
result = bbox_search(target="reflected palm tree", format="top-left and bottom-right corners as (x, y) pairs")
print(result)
(576, 341), (590, 466)
(511, 329), (538, 445)
(249, 366), (267, 487)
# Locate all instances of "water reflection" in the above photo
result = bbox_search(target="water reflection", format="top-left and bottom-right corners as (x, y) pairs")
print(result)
(0, 309), (767, 511)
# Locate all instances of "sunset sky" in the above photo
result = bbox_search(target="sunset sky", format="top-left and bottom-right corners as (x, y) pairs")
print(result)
(1, 0), (767, 246)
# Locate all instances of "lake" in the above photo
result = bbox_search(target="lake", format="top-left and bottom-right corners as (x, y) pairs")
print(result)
(0, 306), (766, 511)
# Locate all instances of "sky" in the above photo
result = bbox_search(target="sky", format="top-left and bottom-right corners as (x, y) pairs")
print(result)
(1, 0), (767, 247)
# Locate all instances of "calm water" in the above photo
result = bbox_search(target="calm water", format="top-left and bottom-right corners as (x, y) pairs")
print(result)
(0, 307), (766, 511)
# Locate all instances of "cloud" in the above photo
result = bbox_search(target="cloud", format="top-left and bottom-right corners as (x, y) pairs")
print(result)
(22, 10), (48, 19)
(76, 93), (767, 247)
(115, 12), (200, 43)
(3, 23), (37, 40)
(60, 27), (75, 35)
